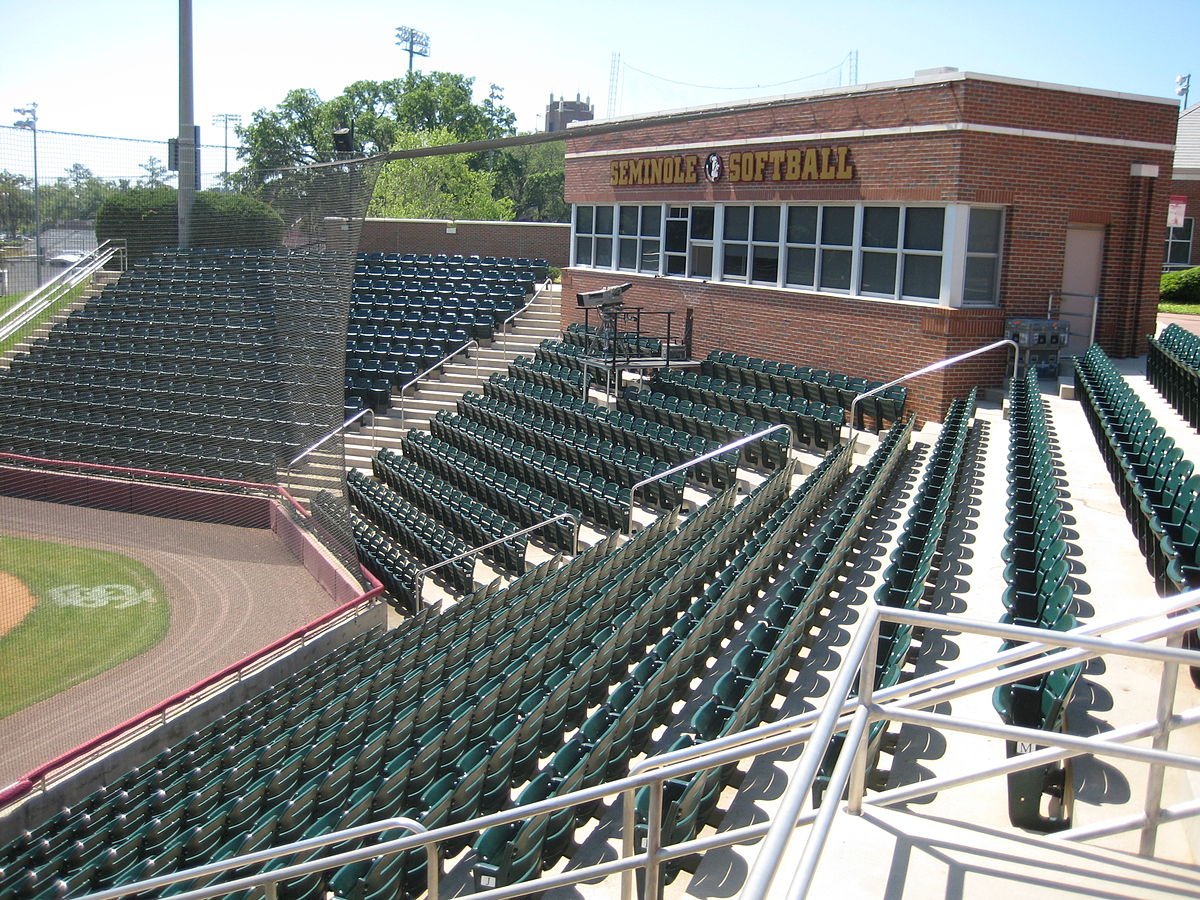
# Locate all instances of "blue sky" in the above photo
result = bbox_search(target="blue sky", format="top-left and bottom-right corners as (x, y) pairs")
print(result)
(1, 0), (1197, 179)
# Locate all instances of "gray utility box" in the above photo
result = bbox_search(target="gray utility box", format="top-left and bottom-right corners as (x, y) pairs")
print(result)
(1006, 318), (1070, 378)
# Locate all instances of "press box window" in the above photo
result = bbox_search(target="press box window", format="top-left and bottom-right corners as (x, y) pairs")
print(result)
(900, 207), (944, 300)
(723, 206), (750, 279)
(819, 206), (854, 292)
(963, 207), (1003, 306)
(751, 207), (780, 284)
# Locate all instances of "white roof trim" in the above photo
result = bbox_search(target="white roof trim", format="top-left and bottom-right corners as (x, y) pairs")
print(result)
(566, 122), (1175, 160)
(571, 70), (1179, 130)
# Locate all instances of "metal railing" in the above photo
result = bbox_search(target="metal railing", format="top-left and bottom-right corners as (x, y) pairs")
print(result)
(0, 239), (126, 342)
(74, 590), (1200, 900)
(287, 408), (376, 469)
(842, 337), (1019, 449)
(625, 422), (793, 533)
(411, 511), (580, 608)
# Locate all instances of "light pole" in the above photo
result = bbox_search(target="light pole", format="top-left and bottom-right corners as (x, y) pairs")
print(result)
(13, 103), (40, 287)
(395, 26), (430, 73)
(212, 113), (242, 185)
(1177, 74), (1191, 112)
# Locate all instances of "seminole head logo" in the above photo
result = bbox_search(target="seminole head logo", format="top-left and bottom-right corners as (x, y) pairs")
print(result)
(704, 152), (723, 183)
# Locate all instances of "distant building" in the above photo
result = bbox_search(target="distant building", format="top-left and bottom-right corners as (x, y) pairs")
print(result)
(546, 94), (593, 133)
(1166, 104), (1199, 270)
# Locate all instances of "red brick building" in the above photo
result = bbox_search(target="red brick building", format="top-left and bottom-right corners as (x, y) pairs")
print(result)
(561, 69), (1179, 420)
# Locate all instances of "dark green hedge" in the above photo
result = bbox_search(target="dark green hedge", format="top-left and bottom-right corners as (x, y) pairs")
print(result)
(1161, 266), (1200, 305)
(95, 188), (285, 263)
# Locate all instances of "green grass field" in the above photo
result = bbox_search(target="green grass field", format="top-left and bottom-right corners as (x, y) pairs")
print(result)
(0, 536), (171, 720)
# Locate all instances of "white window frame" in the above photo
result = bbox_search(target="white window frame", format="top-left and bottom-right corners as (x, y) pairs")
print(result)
(569, 200), (1004, 308)
(1165, 217), (1194, 271)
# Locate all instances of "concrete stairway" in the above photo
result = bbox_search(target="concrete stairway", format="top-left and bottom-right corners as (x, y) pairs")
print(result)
(342, 285), (563, 471)
(0, 268), (120, 369)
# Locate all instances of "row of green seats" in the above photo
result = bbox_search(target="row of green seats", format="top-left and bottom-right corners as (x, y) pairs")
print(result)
(619, 386), (789, 469)
(485, 374), (735, 489)
(346, 469), (474, 593)
(430, 411), (630, 530)
(372, 449), (526, 575)
(1148, 322), (1200, 431)
(508, 355), (584, 398)
(457, 391), (684, 510)
(399, 430), (578, 551)
(651, 368), (844, 449)
(704, 349), (907, 430)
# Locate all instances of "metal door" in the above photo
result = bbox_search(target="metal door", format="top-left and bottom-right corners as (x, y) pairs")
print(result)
(1059, 226), (1105, 357)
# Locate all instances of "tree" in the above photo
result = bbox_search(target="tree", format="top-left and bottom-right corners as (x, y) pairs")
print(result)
(492, 140), (567, 222)
(233, 72), (517, 191)
(369, 128), (514, 222)
(95, 187), (285, 263)
(139, 156), (174, 188)
(42, 164), (108, 222)
(0, 171), (33, 238)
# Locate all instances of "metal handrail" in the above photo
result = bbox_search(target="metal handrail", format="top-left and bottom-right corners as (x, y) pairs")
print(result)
(738, 598), (1200, 900)
(625, 422), (792, 533)
(76, 817), (433, 900)
(411, 511), (579, 607)
(76, 593), (1200, 900)
(842, 337), (1019, 449)
(0, 239), (126, 340)
(286, 408), (374, 468)
(397, 338), (479, 429)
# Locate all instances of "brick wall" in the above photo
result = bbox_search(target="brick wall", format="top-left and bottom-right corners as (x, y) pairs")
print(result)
(561, 270), (1008, 422)
(562, 74), (1178, 419)
(358, 218), (570, 267)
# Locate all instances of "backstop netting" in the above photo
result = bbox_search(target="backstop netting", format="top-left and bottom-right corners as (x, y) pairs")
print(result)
(0, 154), (380, 781)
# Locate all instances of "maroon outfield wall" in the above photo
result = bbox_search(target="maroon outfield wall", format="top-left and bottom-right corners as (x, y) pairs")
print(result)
(359, 218), (570, 267)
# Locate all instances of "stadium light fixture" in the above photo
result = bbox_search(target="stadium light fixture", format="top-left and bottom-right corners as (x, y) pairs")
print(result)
(395, 26), (430, 73)
(1177, 74), (1191, 112)
(13, 103), (41, 286)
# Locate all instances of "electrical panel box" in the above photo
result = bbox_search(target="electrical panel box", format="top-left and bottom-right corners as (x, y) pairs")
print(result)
(1006, 318), (1070, 378)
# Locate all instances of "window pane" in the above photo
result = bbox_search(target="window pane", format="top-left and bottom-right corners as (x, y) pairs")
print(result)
(691, 245), (713, 278)
(860, 251), (897, 295)
(665, 219), (687, 253)
(963, 256), (998, 304)
(752, 245), (779, 283)
(902, 253), (942, 298)
(576, 206), (593, 234)
(595, 237), (613, 267)
(575, 236), (592, 266)
(1168, 240), (1192, 265)
(641, 206), (662, 236)
(862, 207), (899, 248)
(724, 244), (748, 278)
(787, 206), (817, 244)
(640, 240), (660, 273)
(819, 248), (852, 290)
(724, 206), (750, 241)
(691, 206), (715, 240)
(753, 206), (780, 243)
(904, 208), (944, 250)
(595, 205), (614, 234)
(619, 206), (639, 236)
(786, 246), (815, 285)
(666, 254), (686, 275)
(821, 207), (854, 246)
(618, 238), (638, 269)
(967, 208), (1002, 253)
